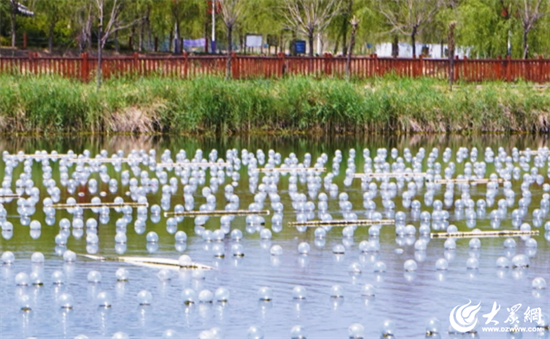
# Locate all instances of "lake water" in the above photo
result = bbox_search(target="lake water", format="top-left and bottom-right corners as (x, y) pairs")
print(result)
(0, 134), (549, 339)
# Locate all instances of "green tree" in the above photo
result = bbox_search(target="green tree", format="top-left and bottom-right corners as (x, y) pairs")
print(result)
(376, 0), (444, 58)
(34, 0), (73, 53)
(282, 0), (342, 56)
(219, 0), (246, 79)
(518, 0), (550, 58)
(94, 0), (142, 87)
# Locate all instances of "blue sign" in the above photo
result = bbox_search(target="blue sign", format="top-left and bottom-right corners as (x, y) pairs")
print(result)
(295, 40), (306, 54)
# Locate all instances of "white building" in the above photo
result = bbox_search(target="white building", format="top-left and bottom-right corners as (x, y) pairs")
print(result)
(374, 42), (471, 59)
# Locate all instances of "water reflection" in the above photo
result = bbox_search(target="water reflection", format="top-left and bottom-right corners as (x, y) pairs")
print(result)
(0, 134), (550, 339)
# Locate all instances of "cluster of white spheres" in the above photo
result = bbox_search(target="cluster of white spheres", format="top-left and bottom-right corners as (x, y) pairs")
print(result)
(3, 146), (550, 339)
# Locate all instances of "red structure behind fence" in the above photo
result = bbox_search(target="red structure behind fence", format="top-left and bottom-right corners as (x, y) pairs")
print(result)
(1, 52), (550, 83)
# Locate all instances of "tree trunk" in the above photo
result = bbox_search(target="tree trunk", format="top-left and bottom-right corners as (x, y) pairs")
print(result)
(346, 19), (358, 79)
(139, 19), (144, 52)
(308, 30), (314, 57)
(448, 22), (456, 91)
(391, 35), (399, 57)
(411, 26), (417, 58)
(226, 24), (233, 80)
(333, 34), (340, 55)
(97, 25), (103, 90)
(169, 31), (173, 53)
(48, 20), (55, 53)
(523, 27), (529, 59)
(10, 0), (17, 48)
(114, 28), (119, 53)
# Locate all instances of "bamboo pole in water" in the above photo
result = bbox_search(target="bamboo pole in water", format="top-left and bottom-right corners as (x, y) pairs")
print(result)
(78, 254), (214, 270)
(157, 162), (230, 168)
(51, 202), (148, 209)
(9, 154), (76, 160)
(430, 230), (539, 239)
(253, 167), (326, 173)
(288, 219), (395, 227)
(0, 194), (21, 199)
(164, 210), (270, 217)
(69, 158), (139, 163)
(352, 172), (428, 178)
(432, 178), (505, 184)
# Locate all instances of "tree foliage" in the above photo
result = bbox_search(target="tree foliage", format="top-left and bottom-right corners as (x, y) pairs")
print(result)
(2, 0), (550, 58)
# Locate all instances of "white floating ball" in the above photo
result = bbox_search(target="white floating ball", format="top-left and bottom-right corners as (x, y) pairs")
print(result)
(15, 272), (30, 286)
(63, 250), (76, 262)
(361, 284), (375, 297)
(297, 242), (310, 255)
(435, 258), (448, 270)
(247, 325), (264, 339)
(511, 254), (530, 268)
(87, 270), (102, 283)
(198, 289), (214, 303)
(348, 323), (366, 339)
(270, 245), (283, 256)
(330, 284), (344, 298)
(116, 268), (129, 281)
(466, 257), (479, 270)
(137, 290), (152, 305)
(257, 286), (273, 301)
(178, 254), (192, 266)
(532, 277), (547, 289)
(96, 291), (112, 308)
(215, 287), (230, 302)
(292, 286), (307, 299)
(182, 288), (197, 305)
(404, 259), (417, 272)
(58, 292), (74, 309)
(31, 252), (44, 264)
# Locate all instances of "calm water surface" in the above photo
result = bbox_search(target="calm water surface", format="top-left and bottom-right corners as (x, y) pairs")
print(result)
(0, 134), (549, 339)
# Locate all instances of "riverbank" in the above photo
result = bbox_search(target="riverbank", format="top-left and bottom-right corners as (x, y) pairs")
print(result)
(1, 75), (549, 134)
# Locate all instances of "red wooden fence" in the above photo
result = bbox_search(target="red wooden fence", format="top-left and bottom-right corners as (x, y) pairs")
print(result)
(2, 52), (550, 83)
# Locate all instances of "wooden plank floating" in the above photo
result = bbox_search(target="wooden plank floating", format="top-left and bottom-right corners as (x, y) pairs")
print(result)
(164, 209), (270, 217)
(254, 167), (326, 173)
(79, 254), (214, 270)
(432, 178), (505, 184)
(0, 194), (21, 199)
(157, 162), (230, 168)
(352, 172), (428, 178)
(7, 153), (76, 160)
(69, 157), (139, 163)
(289, 219), (395, 227)
(430, 230), (539, 239)
(519, 150), (546, 155)
(51, 202), (148, 209)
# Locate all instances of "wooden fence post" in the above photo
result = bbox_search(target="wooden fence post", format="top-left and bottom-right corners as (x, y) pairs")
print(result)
(231, 52), (238, 79)
(278, 52), (285, 77)
(154, 37), (158, 52)
(539, 55), (543, 83)
(324, 53), (333, 76)
(506, 55), (511, 82)
(23, 33), (27, 49)
(81, 52), (89, 82)
(497, 56), (502, 80)
(27, 52), (33, 75)
(133, 52), (139, 76)
(183, 51), (188, 79)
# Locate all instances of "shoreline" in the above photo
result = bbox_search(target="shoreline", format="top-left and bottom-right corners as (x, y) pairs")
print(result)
(1, 75), (549, 135)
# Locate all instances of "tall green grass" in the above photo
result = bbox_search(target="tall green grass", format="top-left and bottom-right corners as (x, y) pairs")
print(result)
(0, 74), (549, 134)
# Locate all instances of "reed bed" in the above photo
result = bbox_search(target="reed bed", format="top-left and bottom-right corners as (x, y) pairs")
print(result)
(1, 74), (549, 134)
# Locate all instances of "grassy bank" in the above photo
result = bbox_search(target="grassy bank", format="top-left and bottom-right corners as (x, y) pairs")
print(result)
(1, 75), (549, 134)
